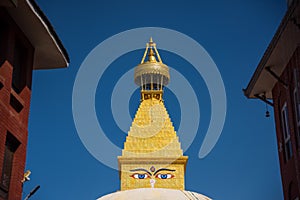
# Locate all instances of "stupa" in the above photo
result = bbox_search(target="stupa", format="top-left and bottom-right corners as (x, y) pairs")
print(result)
(97, 38), (211, 200)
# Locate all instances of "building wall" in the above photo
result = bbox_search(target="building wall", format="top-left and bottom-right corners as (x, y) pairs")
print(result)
(272, 47), (300, 200)
(0, 8), (33, 200)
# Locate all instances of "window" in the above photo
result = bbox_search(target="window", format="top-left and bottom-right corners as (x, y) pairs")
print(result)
(293, 69), (300, 144)
(12, 40), (27, 94)
(0, 21), (8, 66)
(281, 103), (293, 162)
(9, 93), (23, 113)
(0, 132), (20, 199)
(0, 11), (34, 92)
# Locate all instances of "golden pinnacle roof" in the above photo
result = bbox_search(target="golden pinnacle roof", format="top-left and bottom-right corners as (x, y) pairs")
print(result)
(134, 38), (170, 86)
(121, 98), (183, 158)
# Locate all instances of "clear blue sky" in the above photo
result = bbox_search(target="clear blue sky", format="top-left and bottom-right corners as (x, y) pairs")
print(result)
(24, 0), (286, 199)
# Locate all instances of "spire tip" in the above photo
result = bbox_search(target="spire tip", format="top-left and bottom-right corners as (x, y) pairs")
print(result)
(149, 37), (153, 43)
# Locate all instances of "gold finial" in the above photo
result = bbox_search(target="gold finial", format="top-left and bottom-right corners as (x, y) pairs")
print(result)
(149, 37), (153, 43)
(141, 37), (162, 64)
(148, 48), (157, 62)
(134, 38), (170, 88)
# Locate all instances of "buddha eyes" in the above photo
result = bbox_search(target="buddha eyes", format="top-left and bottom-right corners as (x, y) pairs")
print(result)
(131, 173), (150, 179)
(130, 173), (174, 179)
(156, 174), (174, 179)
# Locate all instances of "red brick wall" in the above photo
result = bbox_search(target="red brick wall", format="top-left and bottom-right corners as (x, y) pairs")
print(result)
(0, 8), (33, 200)
(0, 60), (31, 200)
(272, 47), (300, 200)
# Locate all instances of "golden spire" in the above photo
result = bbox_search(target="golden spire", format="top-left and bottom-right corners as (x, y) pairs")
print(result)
(118, 39), (188, 191)
(134, 38), (170, 101)
(149, 37), (153, 43)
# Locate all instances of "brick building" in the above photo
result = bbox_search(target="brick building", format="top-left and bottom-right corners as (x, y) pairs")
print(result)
(0, 0), (69, 199)
(244, 0), (300, 199)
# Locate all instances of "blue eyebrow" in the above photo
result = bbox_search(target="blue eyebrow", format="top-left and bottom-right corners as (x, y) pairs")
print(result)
(154, 168), (176, 175)
(130, 168), (152, 176)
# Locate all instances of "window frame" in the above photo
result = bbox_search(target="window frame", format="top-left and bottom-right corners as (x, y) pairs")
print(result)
(293, 69), (300, 147)
(281, 103), (293, 162)
(0, 132), (20, 199)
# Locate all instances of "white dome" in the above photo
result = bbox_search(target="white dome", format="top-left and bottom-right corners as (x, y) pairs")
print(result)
(97, 188), (211, 200)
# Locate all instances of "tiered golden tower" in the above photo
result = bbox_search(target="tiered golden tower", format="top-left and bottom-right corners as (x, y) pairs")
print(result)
(118, 38), (188, 191)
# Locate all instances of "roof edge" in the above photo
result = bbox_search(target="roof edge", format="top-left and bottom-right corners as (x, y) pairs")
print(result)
(27, 0), (70, 65)
(244, 0), (299, 98)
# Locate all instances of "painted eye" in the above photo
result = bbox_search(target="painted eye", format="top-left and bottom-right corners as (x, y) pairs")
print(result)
(131, 173), (149, 179)
(156, 174), (174, 179)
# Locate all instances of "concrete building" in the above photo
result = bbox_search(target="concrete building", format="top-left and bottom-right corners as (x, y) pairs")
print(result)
(244, 0), (300, 199)
(0, 0), (69, 199)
